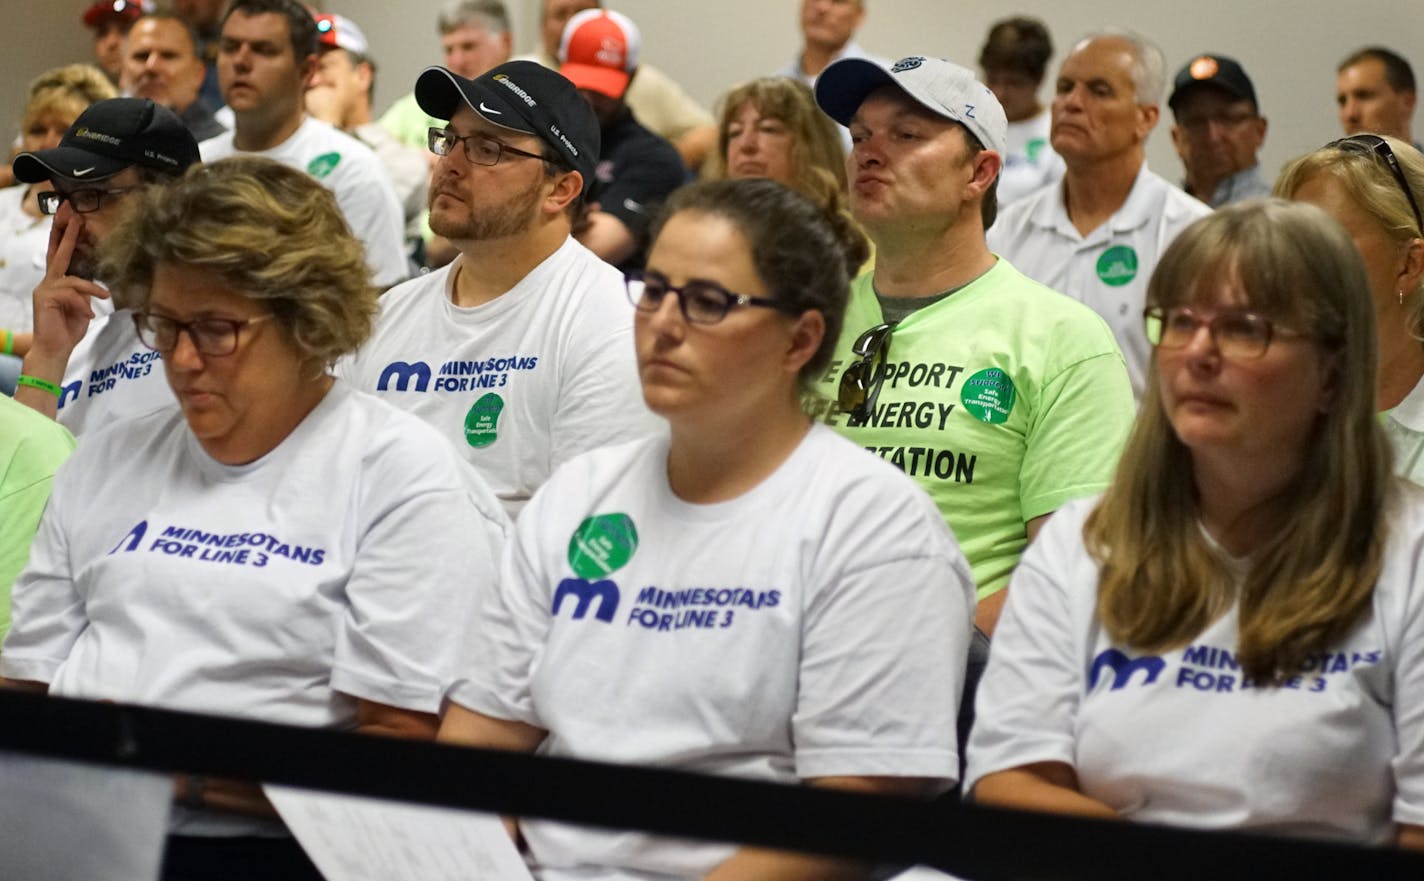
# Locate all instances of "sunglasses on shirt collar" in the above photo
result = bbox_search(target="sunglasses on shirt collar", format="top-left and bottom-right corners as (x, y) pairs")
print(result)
(837, 322), (896, 425)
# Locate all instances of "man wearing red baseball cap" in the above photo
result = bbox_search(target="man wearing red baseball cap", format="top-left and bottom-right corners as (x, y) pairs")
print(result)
(82, 0), (149, 85)
(558, 8), (686, 270)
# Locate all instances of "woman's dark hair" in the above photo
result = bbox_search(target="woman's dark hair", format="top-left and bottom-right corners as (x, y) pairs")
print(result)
(649, 179), (854, 386)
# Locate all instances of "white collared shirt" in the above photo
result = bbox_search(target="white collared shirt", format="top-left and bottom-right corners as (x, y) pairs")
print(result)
(988, 162), (1211, 400)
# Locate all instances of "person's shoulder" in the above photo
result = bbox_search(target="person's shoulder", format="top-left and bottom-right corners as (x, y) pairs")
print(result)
(1141, 166), (1212, 224)
(990, 181), (1058, 241)
(298, 118), (386, 178)
(0, 395), (74, 474)
(980, 258), (1115, 330)
(800, 426), (946, 522)
(57, 405), (183, 474)
(380, 264), (454, 310)
(543, 238), (630, 299)
(523, 432), (664, 518)
(198, 129), (235, 161)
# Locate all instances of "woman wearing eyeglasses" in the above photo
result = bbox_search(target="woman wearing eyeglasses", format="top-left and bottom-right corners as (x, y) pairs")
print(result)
(1, 156), (508, 881)
(965, 200), (1424, 848)
(1276, 134), (1424, 484)
(439, 178), (975, 881)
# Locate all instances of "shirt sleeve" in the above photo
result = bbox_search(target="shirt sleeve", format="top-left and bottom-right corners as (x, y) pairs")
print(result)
(549, 306), (659, 472)
(1, 458), (85, 684)
(794, 509), (973, 786)
(1019, 345), (1134, 521)
(444, 488), (554, 728)
(1390, 507), (1424, 826)
(963, 508), (1088, 793)
(331, 433), (508, 714)
(333, 157), (410, 288)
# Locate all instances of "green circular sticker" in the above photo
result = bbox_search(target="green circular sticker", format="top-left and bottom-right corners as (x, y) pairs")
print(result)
(960, 368), (1017, 424)
(568, 514), (639, 579)
(1096, 245), (1138, 287)
(464, 392), (504, 448)
(307, 151), (341, 179)
(1025, 137), (1047, 163)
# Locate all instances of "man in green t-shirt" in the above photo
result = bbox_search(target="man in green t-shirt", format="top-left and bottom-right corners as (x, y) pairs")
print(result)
(812, 54), (1135, 634)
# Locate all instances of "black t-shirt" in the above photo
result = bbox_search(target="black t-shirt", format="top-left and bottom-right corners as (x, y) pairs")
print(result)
(590, 108), (688, 271)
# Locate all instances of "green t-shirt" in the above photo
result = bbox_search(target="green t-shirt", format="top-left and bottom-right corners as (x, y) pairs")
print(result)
(0, 394), (75, 641)
(378, 92), (444, 153)
(810, 258), (1135, 599)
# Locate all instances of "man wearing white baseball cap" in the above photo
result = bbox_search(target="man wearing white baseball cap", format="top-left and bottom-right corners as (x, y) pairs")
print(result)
(338, 60), (655, 518)
(810, 55), (1134, 635)
(305, 12), (429, 265)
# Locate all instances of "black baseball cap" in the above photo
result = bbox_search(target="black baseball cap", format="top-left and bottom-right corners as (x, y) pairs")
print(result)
(1169, 54), (1259, 111)
(13, 98), (200, 184)
(415, 61), (600, 193)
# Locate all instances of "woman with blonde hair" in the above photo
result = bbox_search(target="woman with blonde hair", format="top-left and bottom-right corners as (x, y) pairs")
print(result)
(0, 64), (115, 347)
(706, 76), (869, 274)
(1276, 134), (1424, 482)
(966, 200), (1424, 849)
(2, 156), (507, 881)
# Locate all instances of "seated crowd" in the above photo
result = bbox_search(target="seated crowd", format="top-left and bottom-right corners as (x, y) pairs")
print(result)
(2, 1), (1424, 880)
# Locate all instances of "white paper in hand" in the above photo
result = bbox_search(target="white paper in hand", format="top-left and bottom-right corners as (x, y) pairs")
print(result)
(267, 783), (535, 881)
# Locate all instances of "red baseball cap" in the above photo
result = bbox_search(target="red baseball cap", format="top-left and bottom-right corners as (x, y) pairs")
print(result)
(82, 0), (147, 29)
(558, 9), (641, 99)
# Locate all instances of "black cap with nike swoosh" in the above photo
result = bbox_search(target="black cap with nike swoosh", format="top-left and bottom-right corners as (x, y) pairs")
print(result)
(12, 97), (199, 185)
(414, 61), (600, 194)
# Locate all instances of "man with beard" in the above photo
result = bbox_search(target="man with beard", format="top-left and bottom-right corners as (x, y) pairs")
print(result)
(10, 97), (199, 435)
(338, 61), (654, 518)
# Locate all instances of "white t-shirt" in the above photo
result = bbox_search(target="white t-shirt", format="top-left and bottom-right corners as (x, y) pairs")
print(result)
(0, 185), (49, 333)
(55, 307), (174, 437)
(336, 237), (658, 518)
(201, 116), (408, 287)
(1386, 374), (1424, 487)
(449, 425), (975, 881)
(965, 493), (1424, 843)
(987, 163), (1210, 400)
(997, 110), (1064, 206)
(2, 380), (508, 834)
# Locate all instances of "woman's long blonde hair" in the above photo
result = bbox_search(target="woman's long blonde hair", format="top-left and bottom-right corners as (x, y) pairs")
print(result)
(1084, 199), (1394, 682)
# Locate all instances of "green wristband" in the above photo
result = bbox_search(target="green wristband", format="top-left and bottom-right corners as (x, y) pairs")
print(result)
(16, 374), (62, 398)
(2, 329), (11, 355)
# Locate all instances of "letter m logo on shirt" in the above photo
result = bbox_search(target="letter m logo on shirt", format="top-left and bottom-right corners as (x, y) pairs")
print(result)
(377, 361), (432, 392)
(1088, 648), (1166, 691)
(552, 578), (620, 622)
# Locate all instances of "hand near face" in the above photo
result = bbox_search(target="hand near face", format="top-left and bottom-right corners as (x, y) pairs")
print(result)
(30, 211), (110, 365)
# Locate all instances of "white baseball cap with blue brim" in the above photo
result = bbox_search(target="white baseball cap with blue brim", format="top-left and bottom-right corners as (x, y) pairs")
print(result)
(815, 55), (1008, 156)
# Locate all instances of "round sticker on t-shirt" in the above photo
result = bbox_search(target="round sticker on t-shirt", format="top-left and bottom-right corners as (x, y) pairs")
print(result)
(1026, 137), (1047, 162)
(464, 392), (504, 448)
(307, 152), (342, 179)
(1096, 245), (1138, 287)
(568, 513), (639, 578)
(960, 368), (1017, 424)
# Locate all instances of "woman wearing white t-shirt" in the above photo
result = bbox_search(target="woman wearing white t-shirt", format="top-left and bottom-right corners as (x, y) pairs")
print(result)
(967, 200), (1424, 850)
(440, 178), (976, 881)
(1276, 135), (1424, 485)
(0, 156), (507, 881)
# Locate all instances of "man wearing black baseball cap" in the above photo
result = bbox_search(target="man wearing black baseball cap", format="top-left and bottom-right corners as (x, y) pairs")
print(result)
(1168, 53), (1270, 207)
(339, 61), (655, 518)
(11, 97), (198, 435)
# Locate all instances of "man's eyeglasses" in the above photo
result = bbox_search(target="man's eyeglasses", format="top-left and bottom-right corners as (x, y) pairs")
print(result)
(624, 270), (799, 325)
(837, 322), (896, 424)
(133, 312), (274, 357)
(1143, 306), (1302, 360)
(1327, 133), (1424, 235)
(428, 127), (554, 168)
(37, 187), (135, 216)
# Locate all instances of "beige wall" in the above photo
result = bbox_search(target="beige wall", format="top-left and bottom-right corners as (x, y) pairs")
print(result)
(9, 1), (1424, 187)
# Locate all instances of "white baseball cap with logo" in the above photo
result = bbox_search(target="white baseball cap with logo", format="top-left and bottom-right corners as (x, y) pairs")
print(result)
(815, 55), (1008, 156)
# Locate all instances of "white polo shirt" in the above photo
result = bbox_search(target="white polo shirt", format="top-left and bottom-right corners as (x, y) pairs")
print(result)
(988, 163), (1210, 399)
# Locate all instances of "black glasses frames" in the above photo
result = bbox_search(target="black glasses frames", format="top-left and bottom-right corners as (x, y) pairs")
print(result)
(1328, 134), (1424, 235)
(837, 322), (896, 425)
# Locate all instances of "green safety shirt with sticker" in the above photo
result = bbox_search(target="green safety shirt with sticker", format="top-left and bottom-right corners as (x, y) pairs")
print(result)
(810, 259), (1136, 599)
